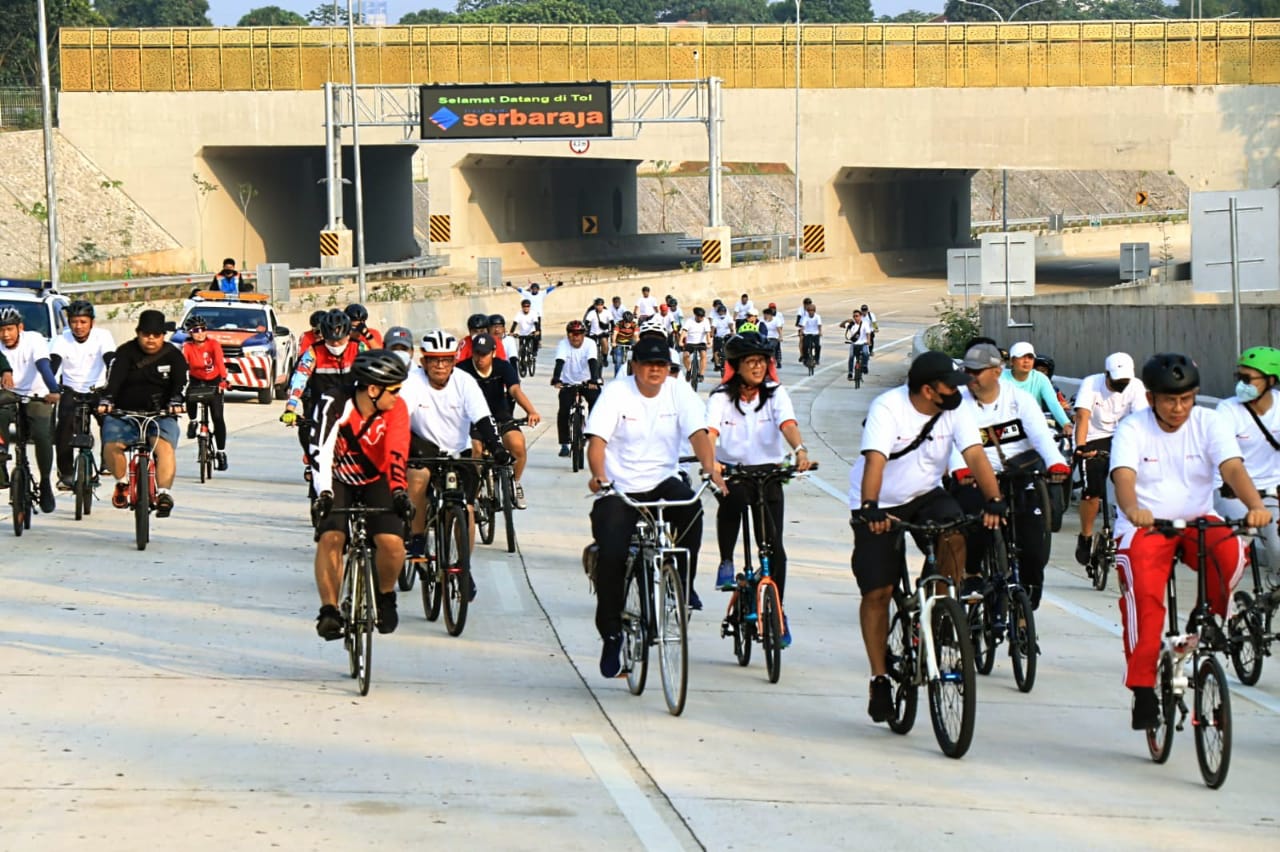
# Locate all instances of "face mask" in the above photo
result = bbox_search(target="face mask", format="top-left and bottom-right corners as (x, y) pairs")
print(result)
(1110, 378), (1130, 393)
(325, 343), (346, 356)
(395, 350), (412, 366)
(936, 389), (963, 411)
(1236, 380), (1262, 403)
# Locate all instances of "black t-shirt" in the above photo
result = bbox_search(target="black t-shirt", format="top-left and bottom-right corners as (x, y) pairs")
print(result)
(103, 339), (189, 412)
(456, 358), (520, 421)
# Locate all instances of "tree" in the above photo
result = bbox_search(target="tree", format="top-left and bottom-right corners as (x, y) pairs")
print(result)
(94, 0), (212, 26)
(306, 2), (359, 24)
(400, 8), (456, 23)
(877, 9), (937, 22)
(769, 0), (873, 22)
(455, 0), (623, 22)
(658, 0), (773, 23)
(238, 5), (308, 25)
(0, 0), (106, 88)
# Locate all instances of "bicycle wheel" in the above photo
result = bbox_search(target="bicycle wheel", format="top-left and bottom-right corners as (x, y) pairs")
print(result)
(854, 363), (862, 389)
(886, 593), (919, 735)
(1008, 588), (1038, 693)
(927, 597), (977, 759)
(133, 455), (150, 551)
(1228, 591), (1264, 685)
(570, 407), (585, 473)
(74, 453), (92, 520)
(10, 460), (28, 537)
(622, 559), (649, 695)
(730, 590), (752, 667)
(969, 597), (996, 676)
(1193, 654), (1232, 789)
(500, 468), (517, 554)
(1090, 531), (1111, 591)
(658, 559), (689, 716)
(355, 551), (376, 696)
(761, 581), (783, 685)
(1029, 478), (1053, 556)
(1049, 482), (1067, 533)
(343, 555), (359, 678)
(1147, 653), (1176, 764)
(421, 554), (443, 622)
(200, 434), (213, 482)
(442, 505), (471, 637)
(476, 473), (496, 546)
(398, 547), (417, 592)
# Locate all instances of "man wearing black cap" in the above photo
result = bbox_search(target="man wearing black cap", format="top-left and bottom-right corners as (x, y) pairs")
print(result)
(848, 350), (1003, 724)
(98, 310), (188, 517)
(457, 333), (542, 509)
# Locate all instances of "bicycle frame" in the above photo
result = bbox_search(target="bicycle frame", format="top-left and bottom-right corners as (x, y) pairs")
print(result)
(116, 411), (166, 507)
(613, 479), (712, 614)
(889, 516), (977, 684)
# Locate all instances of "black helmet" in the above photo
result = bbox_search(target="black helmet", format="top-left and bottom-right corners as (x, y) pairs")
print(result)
(622, 310), (634, 322)
(66, 300), (95, 319)
(319, 309), (352, 342)
(467, 312), (489, 331)
(344, 303), (369, 323)
(184, 314), (208, 332)
(487, 313), (505, 327)
(665, 295), (678, 306)
(693, 306), (705, 318)
(724, 332), (774, 364)
(1033, 355), (1056, 378)
(352, 348), (409, 387)
(592, 297), (604, 307)
(308, 309), (326, 330)
(1142, 353), (1200, 394)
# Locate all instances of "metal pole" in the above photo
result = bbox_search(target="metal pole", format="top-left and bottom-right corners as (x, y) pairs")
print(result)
(1228, 195), (1242, 357)
(323, 82), (336, 227)
(1001, 169), (1008, 233)
(708, 77), (722, 229)
(793, 0), (801, 259)
(36, 0), (59, 288)
(346, 0), (366, 302)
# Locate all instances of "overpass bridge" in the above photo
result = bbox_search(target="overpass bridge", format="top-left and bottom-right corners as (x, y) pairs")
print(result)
(55, 21), (1280, 272)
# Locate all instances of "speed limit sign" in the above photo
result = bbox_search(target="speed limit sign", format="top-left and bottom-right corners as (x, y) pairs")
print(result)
(569, 139), (590, 155)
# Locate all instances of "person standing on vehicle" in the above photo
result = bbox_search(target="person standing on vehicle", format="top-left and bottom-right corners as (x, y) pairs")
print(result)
(840, 309), (872, 382)
(281, 310), (360, 485)
(0, 307), (60, 509)
(211, 258), (248, 294)
(181, 315), (230, 471)
(1005, 341), (1070, 428)
(1072, 352), (1149, 566)
(97, 310), (188, 517)
(553, 320), (601, 458)
(345, 303), (382, 350)
(457, 333), (542, 509)
(51, 300), (115, 491)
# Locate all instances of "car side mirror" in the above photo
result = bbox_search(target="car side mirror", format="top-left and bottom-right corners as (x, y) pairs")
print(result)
(274, 325), (291, 337)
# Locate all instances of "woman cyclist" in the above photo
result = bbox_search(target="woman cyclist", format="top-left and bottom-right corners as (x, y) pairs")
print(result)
(181, 315), (229, 471)
(706, 332), (813, 647)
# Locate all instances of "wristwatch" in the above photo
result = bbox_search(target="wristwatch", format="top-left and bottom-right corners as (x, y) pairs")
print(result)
(793, 444), (808, 454)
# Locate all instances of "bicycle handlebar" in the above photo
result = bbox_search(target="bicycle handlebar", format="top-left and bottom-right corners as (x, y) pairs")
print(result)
(851, 513), (983, 535)
(1152, 517), (1257, 534)
(603, 477), (713, 509)
(721, 461), (821, 480)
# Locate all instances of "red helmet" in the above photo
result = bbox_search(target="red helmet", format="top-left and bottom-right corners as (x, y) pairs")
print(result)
(658, 304), (669, 315)
(565, 320), (586, 334)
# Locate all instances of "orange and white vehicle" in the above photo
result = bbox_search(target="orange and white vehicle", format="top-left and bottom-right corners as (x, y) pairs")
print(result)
(172, 291), (296, 404)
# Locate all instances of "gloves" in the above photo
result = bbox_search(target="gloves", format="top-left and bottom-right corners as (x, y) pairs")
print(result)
(859, 500), (887, 524)
(491, 446), (515, 467)
(311, 491), (333, 526)
(280, 410), (298, 426)
(392, 488), (415, 523)
(983, 496), (1007, 517)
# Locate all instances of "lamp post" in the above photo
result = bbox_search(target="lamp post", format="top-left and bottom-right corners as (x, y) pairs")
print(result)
(346, 0), (366, 302)
(36, 0), (59, 287)
(793, 0), (801, 260)
(957, 0), (1049, 21)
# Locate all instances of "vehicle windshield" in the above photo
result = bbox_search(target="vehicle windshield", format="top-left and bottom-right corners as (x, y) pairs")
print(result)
(189, 306), (268, 331)
(0, 299), (51, 337)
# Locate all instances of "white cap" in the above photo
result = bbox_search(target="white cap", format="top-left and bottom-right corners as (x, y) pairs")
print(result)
(1009, 341), (1035, 359)
(1105, 352), (1135, 381)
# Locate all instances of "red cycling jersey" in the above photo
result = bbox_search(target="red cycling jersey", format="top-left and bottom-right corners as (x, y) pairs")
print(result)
(312, 387), (409, 495)
(183, 338), (228, 383)
(456, 335), (508, 362)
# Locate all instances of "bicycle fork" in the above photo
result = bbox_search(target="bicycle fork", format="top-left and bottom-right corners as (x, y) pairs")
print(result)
(1161, 637), (1196, 732)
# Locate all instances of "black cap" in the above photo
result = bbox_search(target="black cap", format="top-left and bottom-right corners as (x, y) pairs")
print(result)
(908, 350), (973, 388)
(136, 309), (167, 335)
(631, 337), (669, 364)
(471, 333), (496, 355)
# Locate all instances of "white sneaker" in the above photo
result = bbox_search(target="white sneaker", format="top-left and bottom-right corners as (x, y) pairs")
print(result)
(513, 481), (527, 510)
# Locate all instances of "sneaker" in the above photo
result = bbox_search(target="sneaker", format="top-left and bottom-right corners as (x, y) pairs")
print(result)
(1131, 686), (1159, 730)
(468, 575), (477, 602)
(376, 590), (398, 634)
(39, 480), (56, 514)
(316, 604), (344, 641)
(56, 476), (73, 492)
(155, 492), (174, 518)
(781, 615), (792, 648)
(513, 481), (527, 510)
(558, 444), (571, 458)
(687, 587), (703, 611)
(715, 559), (736, 591)
(1075, 534), (1092, 567)
(408, 534), (426, 558)
(112, 481), (129, 509)
(186, 420), (197, 440)
(868, 675), (894, 723)
(961, 575), (984, 602)
(599, 632), (624, 678)
(847, 372), (853, 381)
(215, 451), (228, 472)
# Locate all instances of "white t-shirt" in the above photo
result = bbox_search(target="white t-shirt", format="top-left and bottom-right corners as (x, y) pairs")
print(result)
(708, 384), (797, 465)
(609, 304), (626, 324)
(2, 330), (52, 396)
(712, 313), (734, 338)
(843, 319), (871, 346)
(585, 309), (612, 336)
(555, 337), (598, 384)
(848, 385), (982, 508)
(635, 295), (658, 317)
(399, 365), (493, 454)
(798, 313), (822, 335)
(512, 311), (539, 336)
(683, 318), (712, 346)
(952, 384), (1067, 474)
(518, 288), (549, 319)
(586, 375), (708, 493)
(733, 300), (756, 321)
(51, 327), (116, 393)
(1111, 406), (1243, 538)
(1217, 392), (1280, 490)
(762, 316), (784, 341)
(1075, 373), (1150, 441)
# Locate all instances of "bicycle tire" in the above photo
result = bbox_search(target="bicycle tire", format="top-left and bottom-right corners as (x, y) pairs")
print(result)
(342, 553), (358, 678)
(658, 559), (689, 716)
(134, 455), (150, 551)
(1008, 588), (1037, 693)
(442, 505), (471, 636)
(1228, 591), (1264, 686)
(570, 406), (585, 473)
(10, 460), (28, 537)
(200, 433), (213, 482)
(886, 593), (919, 736)
(74, 453), (91, 520)
(1030, 477), (1053, 556)
(355, 549), (376, 696)
(761, 581), (783, 685)
(421, 553), (443, 622)
(730, 591), (752, 667)
(476, 473), (496, 546)
(854, 367), (862, 389)
(927, 597), (977, 759)
(1147, 653), (1175, 763)
(1193, 653), (1231, 789)
(500, 467), (517, 554)
(970, 597), (996, 676)
(1090, 531), (1111, 591)
(622, 558), (648, 695)
(1049, 481), (1067, 533)
(398, 549), (417, 591)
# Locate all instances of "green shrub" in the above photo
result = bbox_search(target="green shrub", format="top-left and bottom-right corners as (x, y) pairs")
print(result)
(930, 299), (981, 359)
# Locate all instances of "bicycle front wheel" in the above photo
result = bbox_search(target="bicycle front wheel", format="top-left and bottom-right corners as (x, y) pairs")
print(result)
(969, 596), (996, 677)
(355, 550), (376, 696)
(1147, 653), (1176, 764)
(476, 473), (496, 546)
(729, 590), (752, 667)
(622, 560), (649, 695)
(1193, 654), (1232, 789)
(199, 434), (212, 483)
(74, 452), (92, 520)
(927, 597), (977, 759)
(133, 455), (150, 551)
(10, 460), (28, 537)
(658, 559), (689, 716)
(886, 594), (919, 735)
(442, 506), (471, 636)
(500, 468), (517, 554)
(570, 407), (585, 473)
(1008, 588), (1037, 693)
(760, 581), (783, 685)
(1090, 531), (1111, 591)
(1228, 592), (1264, 686)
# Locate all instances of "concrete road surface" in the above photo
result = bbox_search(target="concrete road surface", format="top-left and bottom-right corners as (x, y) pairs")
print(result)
(4, 277), (1277, 851)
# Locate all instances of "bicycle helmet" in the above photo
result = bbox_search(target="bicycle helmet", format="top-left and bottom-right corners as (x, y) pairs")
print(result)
(184, 315), (208, 332)
(0, 307), (23, 327)
(467, 313), (489, 332)
(565, 319), (587, 335)
(319, 309), (352, 342)
(419, 329), (458, 355)
(723, 332), (773, 364)
(638, 318), (666, 338)
(622, 311), (634, 322)
(737, 321), (760, 334)
(520, 298), (531, 307)
(352, 348), (409, 387)
(693, 306), (705, 318)
(665, 295), (677, 307)
(1142, 353), (1200, 394)
(308, 309), (326, 331)
(1033, 355), (1056, 378)
(487, 313), (505, 328)
(344, 303), (369, 323)
(66, 300), (95, 319)
(658, 304), (669, 315)
(1238, 346), (1280, 379)
(592, 297), (604, 307)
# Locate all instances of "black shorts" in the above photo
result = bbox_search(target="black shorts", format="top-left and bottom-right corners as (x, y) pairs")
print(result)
(316, 478), (403, 540)
(683, 343), (707, 353)
(1078, 437), (1113, 500)
(850, 488), (964, 594)
(498, 418), (523, 436)
(409, 435), (480, 503)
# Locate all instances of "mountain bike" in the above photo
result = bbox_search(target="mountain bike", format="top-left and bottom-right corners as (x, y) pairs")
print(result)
(848, 342), (869, 388)
(685, 345), (706, 393)
(1, 392), (40, 536)
(475, 418), (525, 554)
(1084, 450), (1116, 592)
(66, 389), (102, 521)
(967, 514), (1038, 694)
(187, 384), (218, 483)
(517, 334), (538, 378)
(408, 455), (488, 636)
(331, 501), (386, 696)
(1228, 537), (1277, 686)
(115, 410), (168, 551)
(802, 334), (820, 377)
(563, 384), (592, 473)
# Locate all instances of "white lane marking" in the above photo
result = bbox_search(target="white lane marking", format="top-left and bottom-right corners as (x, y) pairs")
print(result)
(790, 333), (914, 392)
(488, 559), (526, 614)
(573, 733), (685, 852)
(806, 472), (849, 504)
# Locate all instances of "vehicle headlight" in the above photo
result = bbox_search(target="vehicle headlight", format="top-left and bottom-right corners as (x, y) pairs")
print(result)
(243, 344), (271, 357)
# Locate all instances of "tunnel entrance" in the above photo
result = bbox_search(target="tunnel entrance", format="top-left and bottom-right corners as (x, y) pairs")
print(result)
(833, 168), (974, 256)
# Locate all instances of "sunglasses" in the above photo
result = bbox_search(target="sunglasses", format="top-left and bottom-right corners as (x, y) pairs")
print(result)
(381, 384), (402, 395)
(1235, 372), (1263, 384)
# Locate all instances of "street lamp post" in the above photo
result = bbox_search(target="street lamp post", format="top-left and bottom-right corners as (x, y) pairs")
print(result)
(35, 0), (59, 287)
(793, 0), (801, 260)
(346, 0), (367, 302)
(957, 0), (1049, 21)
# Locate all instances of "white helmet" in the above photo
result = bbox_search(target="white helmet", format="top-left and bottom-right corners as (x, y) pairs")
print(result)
(638, 318), (666, 337)
(419, 329), (458, 355)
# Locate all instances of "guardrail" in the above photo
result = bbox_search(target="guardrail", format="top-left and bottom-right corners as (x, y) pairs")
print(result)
(57, 254), (450, 296)
(971, 209), (1188, 230)
(676, 233), (795, 260)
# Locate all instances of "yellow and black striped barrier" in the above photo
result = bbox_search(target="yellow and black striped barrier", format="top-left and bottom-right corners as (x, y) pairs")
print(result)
(319, 230), (340, 257)
(429, 214), (451, 243)
(803, 224), (825, 254)
(701, 239), (722, 266)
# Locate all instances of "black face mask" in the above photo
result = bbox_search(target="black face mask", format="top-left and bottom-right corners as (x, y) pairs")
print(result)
(1110, 378), (1130, 392)
(936, 388), (963, 411)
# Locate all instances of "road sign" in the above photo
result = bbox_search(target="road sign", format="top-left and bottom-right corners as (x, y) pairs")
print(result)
(1136, 191), (1149, 207)
(569, 139), (590, 155)
(581, 215), (598, 235)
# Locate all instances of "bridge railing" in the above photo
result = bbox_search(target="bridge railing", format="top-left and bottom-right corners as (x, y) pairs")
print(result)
(971, 208), (1188, 232)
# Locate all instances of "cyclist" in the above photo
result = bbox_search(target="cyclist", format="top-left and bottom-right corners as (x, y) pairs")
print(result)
(97, 310), (188, 517)
(793, 297), (813, 361)
(296, 310), (327, 357)
(797, 301), (823, 367)
(1034, 355), (1072, 414)
(760, 306), (784, 367)
(665, 295), (684, 331)
(610, 310), (638, 378)
(1111, 353), (1271, 730)
(850, 350), (1004, 723)
(553, 320), (602, 458)
(711, 302), (734, 372)
(344, 303), (382, 350)
(507, 280), (557, 321)
(1005, 341), (1070, 428)
(486, 314), (518, 373)
(732, 293), (755, 329)
(0, 306), (60, 511)
(1215, 346), (1280, 585)
(181, 315), (230, 471)
(708, 332), (812, 646)
(457, 333), (541, 509)
(51, 300), (115, 491)
(584, 297), (613, 363)
(949, 342), (1071, 608)
(681, 306), (712, 379)
(634, 285), (658, 322)
(656, 303), (675, 347)
(840, 309), (872, 382)
(511, 299), (541, 360)
(282, 309), (360, 485)
(457, 312), (508, 362)
(1072, 352), (1148, 566)
(384, 326), (415, 366)
(608, 295), (626, 325)
(310, 349), (414, 639)
(860, 304), (878, 361)
(586, 335), (727, 678)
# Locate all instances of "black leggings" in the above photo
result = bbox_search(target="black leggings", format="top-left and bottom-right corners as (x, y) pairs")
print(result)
(186, 381), (227, 450)
(557, 385), (600, 444)
(716, 477), (788, 600)
(55, 392), (102, 480)
(954, 480), (1051, 606)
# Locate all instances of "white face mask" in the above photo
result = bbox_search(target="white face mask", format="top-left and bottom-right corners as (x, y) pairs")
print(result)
(325, 343), (346, 356)
(1236, 380), (1262, 403)
(394, 350), (412, 366)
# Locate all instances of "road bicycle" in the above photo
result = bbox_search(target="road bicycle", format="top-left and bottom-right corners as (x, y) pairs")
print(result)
(563, 383), (593, 473)
(1227, 537), (1277, 686)
(847, 342), (869, 388)
(66, 389), (102, 521)
(614, 478), (711, 716)
(475, 418), (525, 554)
(330, 501), (386, 696)
(187, 384), (218, 483)
(114, 410), (168, 551)
(1, 392), (41, 536)
(1146, 517), (1255, 789)
(517, 334), (538, 378)
(865, 514), (979, 759)
(801, 334), (820, 377)
(966, 496), (1038, 693)
(685, 345), (706, 393)
(1082, 449), (1116, 592)
(711, 337), (727, 374)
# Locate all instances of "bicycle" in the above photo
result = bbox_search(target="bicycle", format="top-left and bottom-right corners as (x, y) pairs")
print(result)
(66, 389), (103, 522)
(517, 334), (538, 378)
(1, 392), (41, 536)
(612, 341), (632, 378)
(685, 345), (706, 393)
(114, 410), (168, 551)
(563, 384), (592, 473)
(1227, 537), (1274, 685)
(1046, 419), (1072, 532)
(1082, 449), (1117, 592)
(717, 462), (817, 684)
(1146, 517), (1254, 789)
(712, 337), (727, 374)
(612, 477), (711, 716)
(802, 334), (819, 377)
(475, 418), (525, 554)
(187, 384), (218, 483)
(330, 501), (387, 696)
(966, 488), (1038, 693)
(862, 514), (979, 759)
(848, 342), (869, 388)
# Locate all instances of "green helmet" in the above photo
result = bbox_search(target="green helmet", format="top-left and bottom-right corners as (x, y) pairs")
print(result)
(738, 321), (760, 334)
(1238, 346), (1280, 379)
